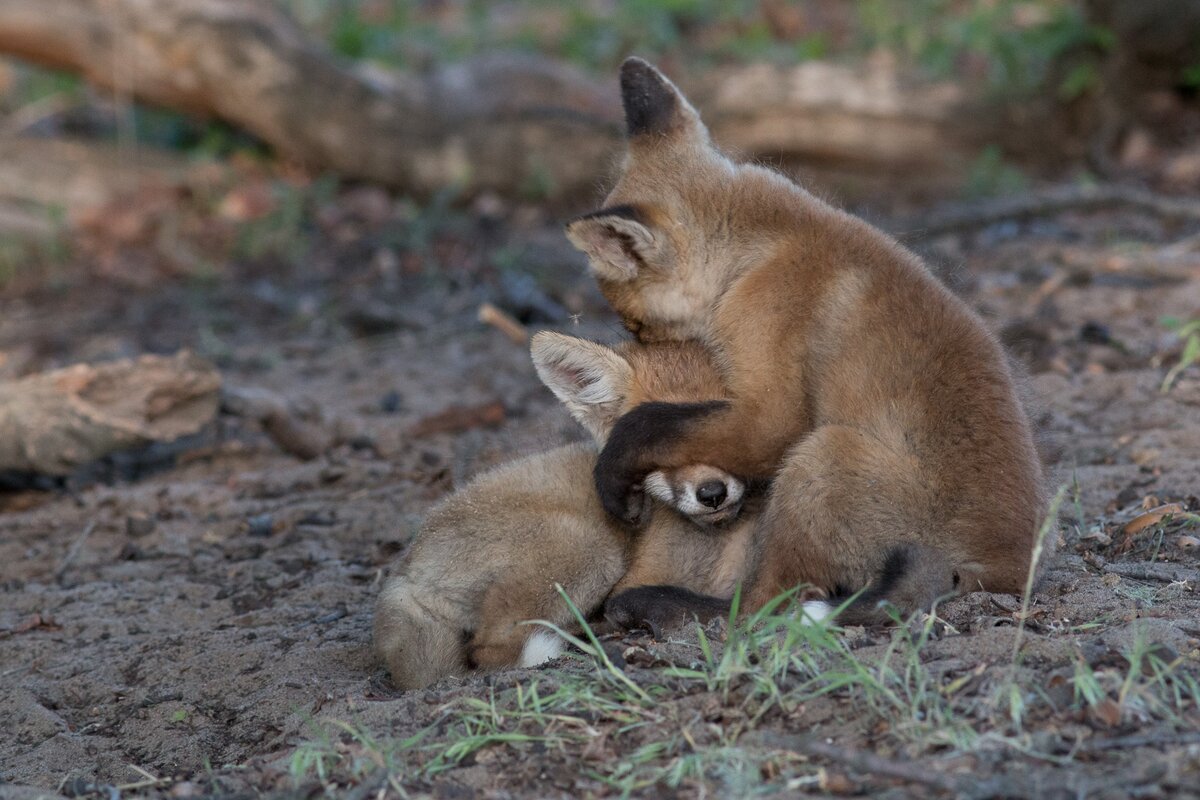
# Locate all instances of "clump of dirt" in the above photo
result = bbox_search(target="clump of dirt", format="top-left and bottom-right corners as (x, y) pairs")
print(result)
(1, 188), (1198, 798)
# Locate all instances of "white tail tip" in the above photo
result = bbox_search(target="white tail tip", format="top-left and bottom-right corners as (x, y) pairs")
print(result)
(800, 601), (832, 625)
(518, 630), (565, 668)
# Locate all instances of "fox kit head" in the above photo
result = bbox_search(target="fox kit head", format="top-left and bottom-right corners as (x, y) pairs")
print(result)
(531, 331), (744, 523)
(565, 58), (799, 342)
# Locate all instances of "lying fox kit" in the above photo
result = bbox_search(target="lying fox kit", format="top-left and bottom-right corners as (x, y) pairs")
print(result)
(373, 334), (751, 690)
(566, 58), (1048, 615)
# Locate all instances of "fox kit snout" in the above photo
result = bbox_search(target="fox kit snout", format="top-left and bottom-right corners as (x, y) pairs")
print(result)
(374, 333), (751, 689)
(644, 464), (744, 524)
(567, 58), (1048, 622)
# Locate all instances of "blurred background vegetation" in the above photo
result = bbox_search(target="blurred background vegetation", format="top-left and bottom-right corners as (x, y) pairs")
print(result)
(0, 0), (1196, 299)
(283, 0), (1111, 90)
(3, 0), (1192, 166)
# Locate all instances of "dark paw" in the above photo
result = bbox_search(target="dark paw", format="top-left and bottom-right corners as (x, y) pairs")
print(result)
(595, 466), (647, 526)
(605, 586), (731, 636)
(623, 485), (652, 527)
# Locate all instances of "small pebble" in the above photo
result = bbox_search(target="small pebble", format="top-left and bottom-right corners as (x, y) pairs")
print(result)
(170, 781), (200, 798)
(1079, 321), (1112, 345)
(379, 390), (403, 414)
(126, 512), (156, 538)
(246, 514), (274, 538)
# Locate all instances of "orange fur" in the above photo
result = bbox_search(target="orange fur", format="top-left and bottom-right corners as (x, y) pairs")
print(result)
(568, 59), (1049, 613)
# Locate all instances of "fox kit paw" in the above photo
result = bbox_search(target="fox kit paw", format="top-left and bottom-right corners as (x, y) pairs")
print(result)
(594, 462), (648, 526)
(623, 484), (653, 527)
(595, 401), (729, 526)
(605, 585), (731, 636)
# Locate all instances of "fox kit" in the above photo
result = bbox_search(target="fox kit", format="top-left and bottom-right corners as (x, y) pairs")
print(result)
(565, 58), (1047, 616)
(374, 334), (755, 690)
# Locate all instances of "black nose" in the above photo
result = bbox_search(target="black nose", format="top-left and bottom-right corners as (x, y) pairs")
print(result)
(695, 481), (727, 509)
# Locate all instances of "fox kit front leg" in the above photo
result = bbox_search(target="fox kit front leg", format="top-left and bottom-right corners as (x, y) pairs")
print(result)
(594, 398), (783, 523)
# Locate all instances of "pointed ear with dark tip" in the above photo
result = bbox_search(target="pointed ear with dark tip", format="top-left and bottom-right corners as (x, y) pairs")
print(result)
(531, 332), (633, 442)
(565, 208), (659, 283)
(619, 57), (703, 140)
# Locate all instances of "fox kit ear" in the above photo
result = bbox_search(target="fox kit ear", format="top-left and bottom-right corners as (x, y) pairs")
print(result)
(565, 207), (659, 283)
(531, 332), (633, 442)
(619, 57), (704, 140)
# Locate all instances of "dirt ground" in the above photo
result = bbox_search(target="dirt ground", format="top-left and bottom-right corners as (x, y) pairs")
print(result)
(1, 183), (1198, 798)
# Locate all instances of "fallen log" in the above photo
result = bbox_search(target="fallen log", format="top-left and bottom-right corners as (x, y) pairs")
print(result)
(691, 55), (971, 171)
(0, 352), (220, 475)
(0, 1), (977, 200)
(0, 0), (621, 201)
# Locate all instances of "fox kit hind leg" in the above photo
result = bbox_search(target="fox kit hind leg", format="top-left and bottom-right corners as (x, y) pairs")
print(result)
(743, 424), (962, 612)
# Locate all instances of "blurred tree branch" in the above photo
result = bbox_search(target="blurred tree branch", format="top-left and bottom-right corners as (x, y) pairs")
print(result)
(0, 1), (983, 200)
(0, 0), (623, 200)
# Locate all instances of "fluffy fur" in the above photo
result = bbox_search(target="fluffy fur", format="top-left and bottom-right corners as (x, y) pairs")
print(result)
(569, 58), (1049, 616)
(373, 336), (751, 690)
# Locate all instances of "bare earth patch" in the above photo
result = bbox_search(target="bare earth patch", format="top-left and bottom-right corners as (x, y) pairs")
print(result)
(1, 197), (1198, 798)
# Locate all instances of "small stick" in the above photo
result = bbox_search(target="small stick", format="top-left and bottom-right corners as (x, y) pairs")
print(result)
(478, 302), (529, 345)
(114, 763), (170, 791)
(126, 764), (161, 783)
(1103, 562), (1198, 585)
(900, 184), (1200, 239)
(793, 738), (962, 794)
(54, 521), (97, 583)
(1083, 732), (1200, 752)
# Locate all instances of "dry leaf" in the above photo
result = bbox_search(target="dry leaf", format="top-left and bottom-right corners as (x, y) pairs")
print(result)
(408, 401), (505, 438)
(0, 613), (61, 638)
(1090, 699), (1122, 728)
(818, 769), (856, 794)
(1081, 528), (1111, 546)
(1123, 503), (1186, 536)
(218, 182), (276, 222)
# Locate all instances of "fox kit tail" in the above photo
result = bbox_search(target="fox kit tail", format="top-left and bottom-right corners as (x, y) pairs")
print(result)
(373, 580), (466, 691)
(828, 543), (960, 627)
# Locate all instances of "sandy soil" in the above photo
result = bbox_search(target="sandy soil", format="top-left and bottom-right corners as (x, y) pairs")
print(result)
(1, 192), (1198, 798)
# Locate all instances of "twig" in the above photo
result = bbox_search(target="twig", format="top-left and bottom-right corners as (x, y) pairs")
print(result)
(0, 93), (74, 137)
(114, 763), (170, 791)
(899, 184), (1200, 239)
(1082, 731), (1200, 752)
(126, 764), (161, 784)
(786, 738), (962, 794)
(54, 521), (97, 583)
(776, 733), (1166, 799)
(478, 302), (529, 345)
(1103, 562), (1199, 585)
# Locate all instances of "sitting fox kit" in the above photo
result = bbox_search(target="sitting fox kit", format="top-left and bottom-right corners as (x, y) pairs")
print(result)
(374, 333), (753, 690)
(567, 59), (1047, 619)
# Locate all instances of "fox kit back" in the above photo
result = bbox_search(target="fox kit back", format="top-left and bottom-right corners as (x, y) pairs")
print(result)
(567, 58), (1047, 617)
